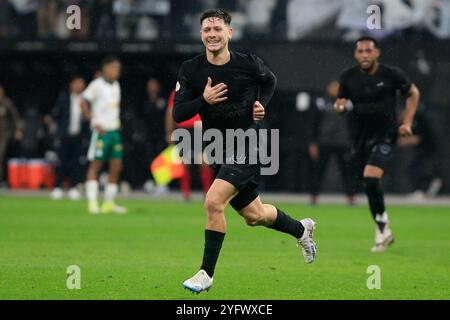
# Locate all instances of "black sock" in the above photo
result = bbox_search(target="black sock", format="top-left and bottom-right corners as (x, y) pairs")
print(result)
(364, 177), (386, 231)
(200, 229), (225, 277)
(268, 208), (305, 239)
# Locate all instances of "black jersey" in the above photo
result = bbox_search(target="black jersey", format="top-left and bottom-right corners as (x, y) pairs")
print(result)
(173, 51), (276, 132)
(338, 63), (412, 146)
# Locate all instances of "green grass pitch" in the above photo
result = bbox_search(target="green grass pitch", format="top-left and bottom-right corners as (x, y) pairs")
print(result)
(0, 195), (449, 300)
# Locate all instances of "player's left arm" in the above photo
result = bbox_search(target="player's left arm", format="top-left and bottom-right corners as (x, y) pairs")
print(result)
(252, 55), (277, 121)
(399, 83), (420, 137)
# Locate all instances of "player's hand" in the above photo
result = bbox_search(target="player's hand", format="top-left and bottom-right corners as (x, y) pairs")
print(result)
(253, 101), (265, 121)
(203, 77), (228, 105)
(308, 143), (319, 160)
(95, 125), (106, 136)
(334, 98), (347, 114)
(399, 124), (413, 137)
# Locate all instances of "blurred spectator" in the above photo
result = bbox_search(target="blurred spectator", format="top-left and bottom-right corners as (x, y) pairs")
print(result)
(140, 78), (167, 191)
(9, 0), (40, 38)
(424, 0), (450, 38)
(270, 0), (288, 39)
(37, 0), (60, 38)
(48, 76), (89, 200)
(397, 107), (443, 199)
(288, 0), (340, 40)
(142, 78), (167, 177)
(114, 0), (165, 40)
(0, 85), (23, 183)
(307, 81), (357, 205)
(170, 0), (204, 40)
(91, 0), (116, 38)
(244, 0), (276, 39)
(0, 0), (16, 38)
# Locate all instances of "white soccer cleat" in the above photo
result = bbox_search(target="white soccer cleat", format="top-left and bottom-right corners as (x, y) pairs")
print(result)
(88, 200), (100, 214)
(111, 203), (128, 214)
(371, 213), (394, 252)
(50, 188), (64, 200)
(297, 218), (317, 264)
(371, 224), (394, 253)
(101, 201), (128, 214)
(183, 269), (213, 294)
(68, 188), (81, 200)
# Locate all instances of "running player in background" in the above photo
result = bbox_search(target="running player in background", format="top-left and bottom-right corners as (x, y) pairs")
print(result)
(80, 56), (127, 214)
(335, 37), (420, 252)
(165, 89), (214, 200)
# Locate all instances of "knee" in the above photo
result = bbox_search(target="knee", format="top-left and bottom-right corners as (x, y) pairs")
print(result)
(112, 161), (123, 173)
(244, 212), (263, 227)
(204, 195), (225, 215)
(87, 165), (99, 177)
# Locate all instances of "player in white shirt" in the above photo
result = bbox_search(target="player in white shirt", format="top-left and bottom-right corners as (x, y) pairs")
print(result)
(80, 56), (127, 214)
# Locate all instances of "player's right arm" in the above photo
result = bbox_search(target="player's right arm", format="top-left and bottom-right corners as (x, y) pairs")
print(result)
(173, 62), (227, 123)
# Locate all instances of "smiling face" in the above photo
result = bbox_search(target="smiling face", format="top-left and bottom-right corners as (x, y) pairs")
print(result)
(200, 17), (232, 55)
(354, 40), (380, 71)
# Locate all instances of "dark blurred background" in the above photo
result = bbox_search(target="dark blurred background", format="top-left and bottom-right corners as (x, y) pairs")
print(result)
(0, 0), (449, 196)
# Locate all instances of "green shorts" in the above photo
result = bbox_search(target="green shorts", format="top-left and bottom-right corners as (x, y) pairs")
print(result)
(87, 129), (123, 161)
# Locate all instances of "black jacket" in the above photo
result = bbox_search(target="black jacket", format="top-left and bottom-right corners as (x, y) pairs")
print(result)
(52, 92), (89, 138)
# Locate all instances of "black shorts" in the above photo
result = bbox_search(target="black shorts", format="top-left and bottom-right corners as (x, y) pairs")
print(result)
(213, 163), (260, 211)
(354, 142), (393, 177)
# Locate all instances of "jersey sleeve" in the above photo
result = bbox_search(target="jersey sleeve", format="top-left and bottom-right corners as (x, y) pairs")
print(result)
(251, 54), (277, 107)
(174, 62), (196, 102)
(173, 61), (208, 123)
(390, 66), (412, 95)
(81, 79), (99, 103)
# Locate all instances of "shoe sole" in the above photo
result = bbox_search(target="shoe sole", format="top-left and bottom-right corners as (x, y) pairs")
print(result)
(371, 235), (394, 252)
(183, 284), (210, 294)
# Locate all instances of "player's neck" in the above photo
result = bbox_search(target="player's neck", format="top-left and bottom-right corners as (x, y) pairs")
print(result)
(102, 76), (115, 84)
(206, 48), (231, 66)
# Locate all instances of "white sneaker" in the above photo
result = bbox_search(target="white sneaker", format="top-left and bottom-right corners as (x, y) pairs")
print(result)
(371, 216), (394, 253)
(88, 200), (100, 214)
(112, 203), (128, 214)
(67, 188), (81, 200)
(297, 218), (317, 264)
(183, 269), (213, 294)
(50, 188), (64, 200)
(101, 201), (128, 214)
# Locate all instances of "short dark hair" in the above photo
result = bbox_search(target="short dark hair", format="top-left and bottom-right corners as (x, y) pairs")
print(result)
(200, 9), (232, 25)
(355, 36), (378, 48)
(101, 55), (120, 67)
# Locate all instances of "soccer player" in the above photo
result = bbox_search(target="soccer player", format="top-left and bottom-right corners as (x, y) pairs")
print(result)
(80, 56), (127, 214)
(335, 36), (420, 252)
(308, 80), (357, 206)
(173, 9), (317, 294)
